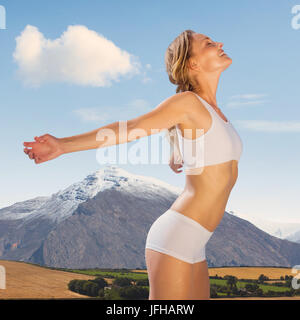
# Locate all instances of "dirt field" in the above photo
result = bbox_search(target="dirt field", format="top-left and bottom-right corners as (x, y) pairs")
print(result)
(0, 260), (96, 299)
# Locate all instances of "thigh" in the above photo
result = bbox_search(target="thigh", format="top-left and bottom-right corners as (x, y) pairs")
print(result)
(145, 248), (193, 300)
(190, 259), (210, 300)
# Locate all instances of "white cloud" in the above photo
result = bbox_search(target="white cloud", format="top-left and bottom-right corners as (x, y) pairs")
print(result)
(230, 94), (268, 100)
(226, 93), (269, 109)
(73, 108), (110, 123)
(226, 100), (270, 108)
(13, 24), (141, 87)
(73, 98), (150, 123)
(141, 77), (152, 84)
(237, 120), (300, 132)
(127, 99), (149, 110)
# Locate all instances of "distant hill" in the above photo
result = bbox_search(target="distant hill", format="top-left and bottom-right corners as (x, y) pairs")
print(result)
(228, 211), (300, 242)
(286, 230), (300, 244)
(0, 165), (300, 268)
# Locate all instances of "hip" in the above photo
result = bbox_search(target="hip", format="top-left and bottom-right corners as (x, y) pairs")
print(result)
(169, 190), (229, 232)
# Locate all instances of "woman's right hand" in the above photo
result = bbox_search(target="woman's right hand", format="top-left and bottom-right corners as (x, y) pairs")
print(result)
(23, 134), (64, 164)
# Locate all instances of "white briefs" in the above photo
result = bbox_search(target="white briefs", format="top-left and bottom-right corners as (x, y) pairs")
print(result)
(145, 209), (213, 264)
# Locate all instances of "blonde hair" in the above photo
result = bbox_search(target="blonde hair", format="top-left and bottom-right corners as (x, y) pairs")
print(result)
(164, 29), (196, 164)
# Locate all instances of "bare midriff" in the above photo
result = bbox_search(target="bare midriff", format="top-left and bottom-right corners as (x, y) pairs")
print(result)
(170, 159), (238, 232)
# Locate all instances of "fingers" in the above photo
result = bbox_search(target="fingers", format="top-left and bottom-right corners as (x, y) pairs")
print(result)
(23, 141), (44, 164)
(23, 147), (33, 155)
(23, 147), (35, 160)
(23, 136), (45, 158)
(35, 136), (45, 143)
(170, 163), (183, 173)
(37, 134), (49, 142)
(34, 156), (43, 164)
(28, 151), (34, 159)
(23, 134), (47, 147)
(23, 141), (35, 147)
(169, 164), (183, 173)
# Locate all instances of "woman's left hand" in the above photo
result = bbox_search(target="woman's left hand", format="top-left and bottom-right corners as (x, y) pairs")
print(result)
(169, 152), (183, 174)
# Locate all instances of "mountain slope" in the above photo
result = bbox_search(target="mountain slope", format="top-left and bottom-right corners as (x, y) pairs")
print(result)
(286, 230), (300, 244)
(228, 211), (300, 241)
(207, 213), (300, 267)
(0, 165), (180, 266)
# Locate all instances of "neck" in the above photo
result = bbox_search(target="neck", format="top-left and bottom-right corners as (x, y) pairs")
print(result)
(192, 71), (221, 109)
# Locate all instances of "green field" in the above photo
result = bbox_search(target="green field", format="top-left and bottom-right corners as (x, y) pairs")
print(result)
(65, 268), (292, 295)
(210, 278), (289, 293)
(64, 268), (148, 281)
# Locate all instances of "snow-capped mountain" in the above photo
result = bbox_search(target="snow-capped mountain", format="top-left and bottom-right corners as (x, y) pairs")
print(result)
(228, 211), (300, 241)
(0, 165), (183, 267)
(0, 165), (182, 224)
(0, 196), (50, 220)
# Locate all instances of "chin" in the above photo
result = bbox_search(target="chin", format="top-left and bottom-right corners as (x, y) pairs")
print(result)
(223, 57), (232, 69)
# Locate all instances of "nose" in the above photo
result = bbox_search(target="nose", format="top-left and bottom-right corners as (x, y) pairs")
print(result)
(217, 42), (223, 49)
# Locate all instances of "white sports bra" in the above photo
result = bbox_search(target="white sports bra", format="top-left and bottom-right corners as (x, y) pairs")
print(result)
(175, 92), (243, 174)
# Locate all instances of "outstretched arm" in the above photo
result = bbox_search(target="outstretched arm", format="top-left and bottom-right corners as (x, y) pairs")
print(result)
(23, 92), (193, 164)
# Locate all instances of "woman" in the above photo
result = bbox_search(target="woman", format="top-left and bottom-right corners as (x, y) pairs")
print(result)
(23, 30), (243, 300)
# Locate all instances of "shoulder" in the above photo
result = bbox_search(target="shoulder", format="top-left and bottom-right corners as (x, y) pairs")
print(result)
(172, 92), (213, 133)
(170, 91), (207, 118)
(155, 91), (194, 116)
(174, 91), (205, 107)
(171, 90), (197, 102)
(155, 91), (206, 122)
(165, 91), (202, 111)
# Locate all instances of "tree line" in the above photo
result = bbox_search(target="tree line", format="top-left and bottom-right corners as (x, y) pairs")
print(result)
(68, 276), (149, 299)
(68, 273), (300, 299)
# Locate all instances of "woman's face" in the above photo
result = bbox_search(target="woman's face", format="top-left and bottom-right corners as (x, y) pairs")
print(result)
(188, 33), (232, 73)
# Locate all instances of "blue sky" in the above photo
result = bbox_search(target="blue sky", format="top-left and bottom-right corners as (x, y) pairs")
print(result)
(0, 0), (299, 223)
